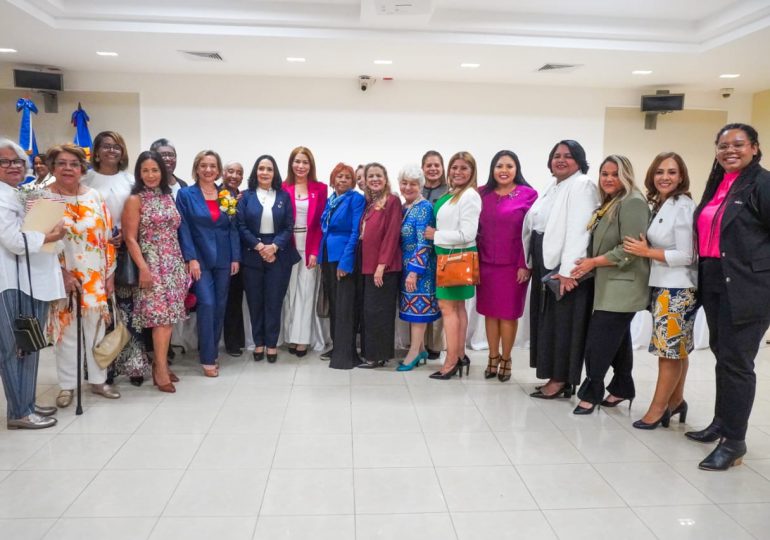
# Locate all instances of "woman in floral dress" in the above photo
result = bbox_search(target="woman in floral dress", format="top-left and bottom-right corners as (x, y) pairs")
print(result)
(123, 151), (187, 393)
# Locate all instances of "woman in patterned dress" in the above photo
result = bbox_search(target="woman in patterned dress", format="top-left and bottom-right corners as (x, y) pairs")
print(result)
(624, 152), (697, 429)
(46, 144), (121, 407)
(396, 164), (440, 371)
(123, 151), (187, 393)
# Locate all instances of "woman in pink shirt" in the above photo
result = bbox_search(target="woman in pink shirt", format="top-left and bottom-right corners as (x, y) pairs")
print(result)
(686, 123), (770, 471)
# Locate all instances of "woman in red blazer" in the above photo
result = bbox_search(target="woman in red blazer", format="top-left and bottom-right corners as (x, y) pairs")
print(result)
(282, 146), (328, 356)
(357, 162), (403, 368)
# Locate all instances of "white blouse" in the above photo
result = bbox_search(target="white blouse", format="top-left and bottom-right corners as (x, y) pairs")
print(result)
(257, 188), (276, 234)
(434, 188), (482, 249)
(0, 183), (65, 301)
(82, 169), (134, 228)
(647, 195), (697, 288)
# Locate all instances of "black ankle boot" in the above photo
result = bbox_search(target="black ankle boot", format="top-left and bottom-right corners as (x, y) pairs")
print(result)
(698, 438), (746, 471)
(685, 420), (722, 443)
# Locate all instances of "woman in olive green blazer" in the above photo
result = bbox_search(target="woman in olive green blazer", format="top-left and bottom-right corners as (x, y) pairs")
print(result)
(570, 155), (651, 415)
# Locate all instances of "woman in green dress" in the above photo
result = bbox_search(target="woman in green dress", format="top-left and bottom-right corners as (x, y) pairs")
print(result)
(424, 151), (482, 379)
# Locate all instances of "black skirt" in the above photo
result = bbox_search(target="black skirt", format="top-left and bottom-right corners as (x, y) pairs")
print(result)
(359, 272), (400, 363)
(529, 232), (593, 385)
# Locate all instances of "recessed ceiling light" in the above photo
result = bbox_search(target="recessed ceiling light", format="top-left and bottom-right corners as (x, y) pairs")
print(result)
(719, 73), (740, 79)
(286, 57), (306, 63)
(373, 59), (393, 65)
(0, 48), (18, 53)
(460, 63), (480, 68)
(96, 51), (118, 57)
(632, 70), (653, 75)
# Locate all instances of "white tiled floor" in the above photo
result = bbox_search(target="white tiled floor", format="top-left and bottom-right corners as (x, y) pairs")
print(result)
(2, 344), (770, 539)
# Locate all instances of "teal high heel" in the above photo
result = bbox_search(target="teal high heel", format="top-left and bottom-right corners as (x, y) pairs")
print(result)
(396, 351), (428, 372)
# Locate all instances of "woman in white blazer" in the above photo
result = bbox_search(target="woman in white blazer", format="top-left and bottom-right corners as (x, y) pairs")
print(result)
(624, 152), (697, 429)
(522, 140), (600, 399)
(424, 151), (482, 380)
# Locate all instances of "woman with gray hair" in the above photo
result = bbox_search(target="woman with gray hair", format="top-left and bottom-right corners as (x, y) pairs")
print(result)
(570, 155), (651, 414)
(0, 139), (66, 428)
(397, 164), (440, 371)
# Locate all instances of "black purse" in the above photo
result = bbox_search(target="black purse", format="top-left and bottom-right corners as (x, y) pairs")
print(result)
(114, 245), (138, 287)
(13, 233), (47, 355)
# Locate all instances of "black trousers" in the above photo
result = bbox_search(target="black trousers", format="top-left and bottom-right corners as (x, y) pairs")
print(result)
(322, 261), (361, 369)
(700, 258), (770, 440)
(243, 261), (292, 348)
(359, 272), (399, 363)
(223, 272), (245, 351)
(577, 310), (636, 404)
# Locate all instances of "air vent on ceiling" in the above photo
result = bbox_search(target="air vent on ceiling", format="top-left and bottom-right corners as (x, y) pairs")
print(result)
(537, 63), (581, 73)
(179, 51), (224, 62)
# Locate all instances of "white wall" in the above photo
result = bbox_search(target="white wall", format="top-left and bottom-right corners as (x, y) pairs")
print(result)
(0, 64), (754, 194)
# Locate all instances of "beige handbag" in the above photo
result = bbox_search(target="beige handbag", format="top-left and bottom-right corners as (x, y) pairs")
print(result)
(93, 295), (130, 369)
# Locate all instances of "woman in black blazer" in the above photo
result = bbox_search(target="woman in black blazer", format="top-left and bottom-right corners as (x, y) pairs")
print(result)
(687, 123), (770, 471)
(236, 155), (300, 363)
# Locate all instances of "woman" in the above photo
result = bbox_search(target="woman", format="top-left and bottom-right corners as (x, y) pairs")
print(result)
(424, 151), (482, 379)
(0, 139), (65, 428)
(25, 154), (55, 189)
(523, 140), (599, 399)
(46, 144), (120, 406)
(397, 165), (440, 371)
(83, 131), (146, 386)
(357, 162), (402, 368)
(477, 150), (538, 382)
(236, 155), (299, 363)
(319, 163), (366, 369)
(355, 165), (366, 192)
(421, 150), (447, 359)
(571, 155), (651, 414)
(686, 123), (770, 471)
(624, 152), (697, 429)
(177, 150), (241, 377)
(282, 147), (328, 356)
(122, 151), (187, 393)
(222, 161), (246, 357)
(149, 138), (188, 199)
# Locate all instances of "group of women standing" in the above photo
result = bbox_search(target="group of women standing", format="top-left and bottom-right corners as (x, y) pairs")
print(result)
(1, 122), (768, 475)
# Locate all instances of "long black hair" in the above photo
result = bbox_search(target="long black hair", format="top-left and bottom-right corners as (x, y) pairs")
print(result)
(547, 139), (589, 175)
(482, 150), (530, 193)
(132, 150), (171, 195)
(693, 123), (762, 234)
(247, 154), (283, 191)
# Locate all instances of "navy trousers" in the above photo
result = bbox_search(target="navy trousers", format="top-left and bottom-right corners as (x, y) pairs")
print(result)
(243, 261), (292, 348)
(194, 267), (232, 364)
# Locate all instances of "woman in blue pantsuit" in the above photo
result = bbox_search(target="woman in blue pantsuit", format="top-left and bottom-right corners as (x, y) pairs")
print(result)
(177, 150), (241, 377)
(236, 155), (300, 363)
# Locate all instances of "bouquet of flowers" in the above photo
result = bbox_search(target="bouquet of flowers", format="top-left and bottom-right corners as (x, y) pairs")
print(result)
(218, 189), (237, 216)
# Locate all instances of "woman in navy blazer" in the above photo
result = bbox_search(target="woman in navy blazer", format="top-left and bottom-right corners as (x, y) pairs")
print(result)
(176, 150), (241, 377)
(319, 163), (366, 369)
(236, 155), (300, 363)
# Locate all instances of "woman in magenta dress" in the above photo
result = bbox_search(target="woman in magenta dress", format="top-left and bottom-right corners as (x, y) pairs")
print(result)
(476, 150), (538, 382)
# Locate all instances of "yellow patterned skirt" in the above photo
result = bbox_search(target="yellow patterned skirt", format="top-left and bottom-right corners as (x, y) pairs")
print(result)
(649, 287), (698, 359)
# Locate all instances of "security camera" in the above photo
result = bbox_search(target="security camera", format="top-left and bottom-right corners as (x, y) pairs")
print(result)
(358, 75), (375, 92)
(720, 87), (734, 99)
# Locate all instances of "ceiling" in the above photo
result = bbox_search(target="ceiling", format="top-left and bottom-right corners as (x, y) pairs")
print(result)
(3, 0), (770, 92)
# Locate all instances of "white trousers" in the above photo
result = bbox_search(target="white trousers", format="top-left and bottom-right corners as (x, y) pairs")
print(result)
(55, 310), (107, 389)
(283, 250), (319, 345)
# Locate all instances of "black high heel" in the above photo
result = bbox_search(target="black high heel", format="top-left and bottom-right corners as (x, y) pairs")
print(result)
(288, 346), (297, 355)
(484, 355), (501, 379)
(429, 360), (462, 380)
(253, 349), (265, 361)
(573, 402), (599, 415)
(460, 355), (470, 376)
(670, 400), (688, 423)
(266, 350), (278, 363)
(530, 383), (574, 400)
(600, 396), (633, 410)
(498, 357), (512, 382)
(632, 408), (671, 430)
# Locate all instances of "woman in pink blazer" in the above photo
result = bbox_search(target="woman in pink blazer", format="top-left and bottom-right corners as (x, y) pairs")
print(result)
(282, 146), (328, 355)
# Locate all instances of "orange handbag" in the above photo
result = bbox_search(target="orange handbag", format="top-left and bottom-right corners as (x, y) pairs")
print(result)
(436, 250), (480, 287)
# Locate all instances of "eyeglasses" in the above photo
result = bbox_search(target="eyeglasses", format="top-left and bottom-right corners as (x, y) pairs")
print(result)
(100, 144), (122, 152)
(158, 152), (176, 158)
(54, 160), (82, 169)
(0, 158), (26, 168)
(717, 141), (750, 153)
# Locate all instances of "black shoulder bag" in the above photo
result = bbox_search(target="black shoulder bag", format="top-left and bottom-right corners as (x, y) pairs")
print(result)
(14, 233), (48, 355)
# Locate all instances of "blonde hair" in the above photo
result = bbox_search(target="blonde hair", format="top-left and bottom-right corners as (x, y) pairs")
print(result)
(598, 154), (638, 219)
(363, 162), (391, 202)
(191, 150), (223, 183)
(446, 151), (477, 204)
